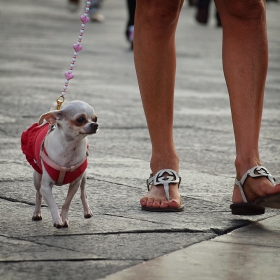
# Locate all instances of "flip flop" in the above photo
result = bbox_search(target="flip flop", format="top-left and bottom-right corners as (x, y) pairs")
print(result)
(230, 166), (280, 215)
(141, 169), (184, 212)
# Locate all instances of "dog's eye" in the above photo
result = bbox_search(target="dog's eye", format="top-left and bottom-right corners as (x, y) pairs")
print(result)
(93, 116), (98, 122)
(76, 117), (86, 124)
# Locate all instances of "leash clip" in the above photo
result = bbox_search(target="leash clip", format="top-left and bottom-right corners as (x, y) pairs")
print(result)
(56, 95), (65, 110)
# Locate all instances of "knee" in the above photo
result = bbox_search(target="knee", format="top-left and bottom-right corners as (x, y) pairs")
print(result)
(221, 0), (265, 21)
(137, 0), (182, 30)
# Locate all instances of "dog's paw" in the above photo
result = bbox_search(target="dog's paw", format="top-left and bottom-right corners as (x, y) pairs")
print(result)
(32, 214), (42, 221)
(84, 209), (93, 219)
(63, 220), (69, 227)
(53, 217), (64, 228)
(53, 222), (64, 229)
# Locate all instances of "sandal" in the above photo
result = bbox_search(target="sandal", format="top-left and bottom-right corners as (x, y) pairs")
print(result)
(230, 166), (280, 215)
(141, 169), (184, 212)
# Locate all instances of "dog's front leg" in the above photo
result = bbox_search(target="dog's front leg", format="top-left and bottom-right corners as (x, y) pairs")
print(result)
(60, 177), (81, 227)
(32, 171), (43, 221)
(80, 172), (93, 218)
(40, 174), (63, 228)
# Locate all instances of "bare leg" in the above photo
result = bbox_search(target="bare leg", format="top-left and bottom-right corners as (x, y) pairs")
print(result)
(215, 0), (280, 202)
(134, 0), (184, 209)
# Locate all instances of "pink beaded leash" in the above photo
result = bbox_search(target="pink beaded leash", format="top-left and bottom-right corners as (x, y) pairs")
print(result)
(56, 0), (92, 110)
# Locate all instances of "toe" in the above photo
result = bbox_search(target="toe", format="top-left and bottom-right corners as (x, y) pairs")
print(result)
(159, 199), (169, 208)
(146, 197), (155, 207)
(140, 197), (148, 206)
(153, 199), (162, 208)
(168, 199), (181, 209)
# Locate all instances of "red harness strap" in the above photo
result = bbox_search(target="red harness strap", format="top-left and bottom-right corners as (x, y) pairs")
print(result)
(40, 149), (87, 186)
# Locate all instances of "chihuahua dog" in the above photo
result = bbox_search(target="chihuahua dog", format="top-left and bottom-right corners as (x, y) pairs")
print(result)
(21, 100), (98, 228)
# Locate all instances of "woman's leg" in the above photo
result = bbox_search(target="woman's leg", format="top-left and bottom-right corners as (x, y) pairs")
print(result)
(215, 0), (280, 202)
(134, 0), (184, 209)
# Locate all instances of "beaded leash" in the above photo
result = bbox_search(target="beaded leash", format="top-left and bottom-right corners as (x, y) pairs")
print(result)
(56, 0), (92, 110)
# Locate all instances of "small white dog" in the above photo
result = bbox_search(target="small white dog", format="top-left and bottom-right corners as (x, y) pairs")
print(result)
(21, 100), (98, 228)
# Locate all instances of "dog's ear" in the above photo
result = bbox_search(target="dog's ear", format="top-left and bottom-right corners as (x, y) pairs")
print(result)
(38, 110), (62, 125)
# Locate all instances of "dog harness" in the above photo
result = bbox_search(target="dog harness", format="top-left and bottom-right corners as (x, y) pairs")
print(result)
(21, 123), (88, 186)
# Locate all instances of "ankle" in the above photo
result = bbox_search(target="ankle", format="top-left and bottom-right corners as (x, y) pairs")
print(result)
(150, 151), (179, 174)
(235, 156), (261, 179)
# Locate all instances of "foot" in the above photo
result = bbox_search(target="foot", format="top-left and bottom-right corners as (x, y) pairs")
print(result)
(232, 168), (280, 204)
(140, 183), (182, 209)
(140, 169), (182, 210)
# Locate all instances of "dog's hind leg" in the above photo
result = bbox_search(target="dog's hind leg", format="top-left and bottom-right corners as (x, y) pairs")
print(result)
(32, 171), (43, 221)
(80, 173), (93, 219)
(60, 178), (81, 227)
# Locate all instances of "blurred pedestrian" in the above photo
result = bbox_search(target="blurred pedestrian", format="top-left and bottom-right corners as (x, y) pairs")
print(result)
(125, 0), (136, 50)
(68, 0), (105, 22)
(195, 0), (221, 27)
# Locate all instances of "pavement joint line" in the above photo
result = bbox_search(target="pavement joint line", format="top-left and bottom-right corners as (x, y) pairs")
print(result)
(0, 235), (78, 252)
(102, 213), (175, 225)
(0, 258), (109, 263)
(0, 258), (145, 264)
(0, 195), (46, 207)
(0, 178), (33, 183)
(210, 224), (251, 235)
(28, 229), (213, 236)
(211, 213), (280, 235)
(89, 177), (141, 189)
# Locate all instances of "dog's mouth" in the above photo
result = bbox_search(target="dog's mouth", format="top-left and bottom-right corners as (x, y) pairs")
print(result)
(86, 130), (98, 135)
(80, 123), (98, 135)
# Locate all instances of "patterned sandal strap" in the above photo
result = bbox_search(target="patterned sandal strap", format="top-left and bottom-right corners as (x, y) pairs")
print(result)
(147, 169), (181, 201)
(235, 166), (276, 202)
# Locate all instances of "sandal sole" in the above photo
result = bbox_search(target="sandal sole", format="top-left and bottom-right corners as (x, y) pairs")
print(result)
(230, 203), (265, 215)
(141, 205), (184, 212)
(230, 193), (280, 215)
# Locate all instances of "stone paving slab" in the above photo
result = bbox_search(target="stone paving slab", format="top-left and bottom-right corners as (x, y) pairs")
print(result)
(0, 260), (140, 280)
(0, 235), (100, 262)
(100, 215), (280, 280)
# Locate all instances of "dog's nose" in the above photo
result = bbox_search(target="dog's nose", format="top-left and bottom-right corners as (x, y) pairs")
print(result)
(91, 123), (98, 131)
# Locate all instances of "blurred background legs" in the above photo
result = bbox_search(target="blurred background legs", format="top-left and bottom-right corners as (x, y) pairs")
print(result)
(67, 0), (105, 23)
(125, 0), (136, 50)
